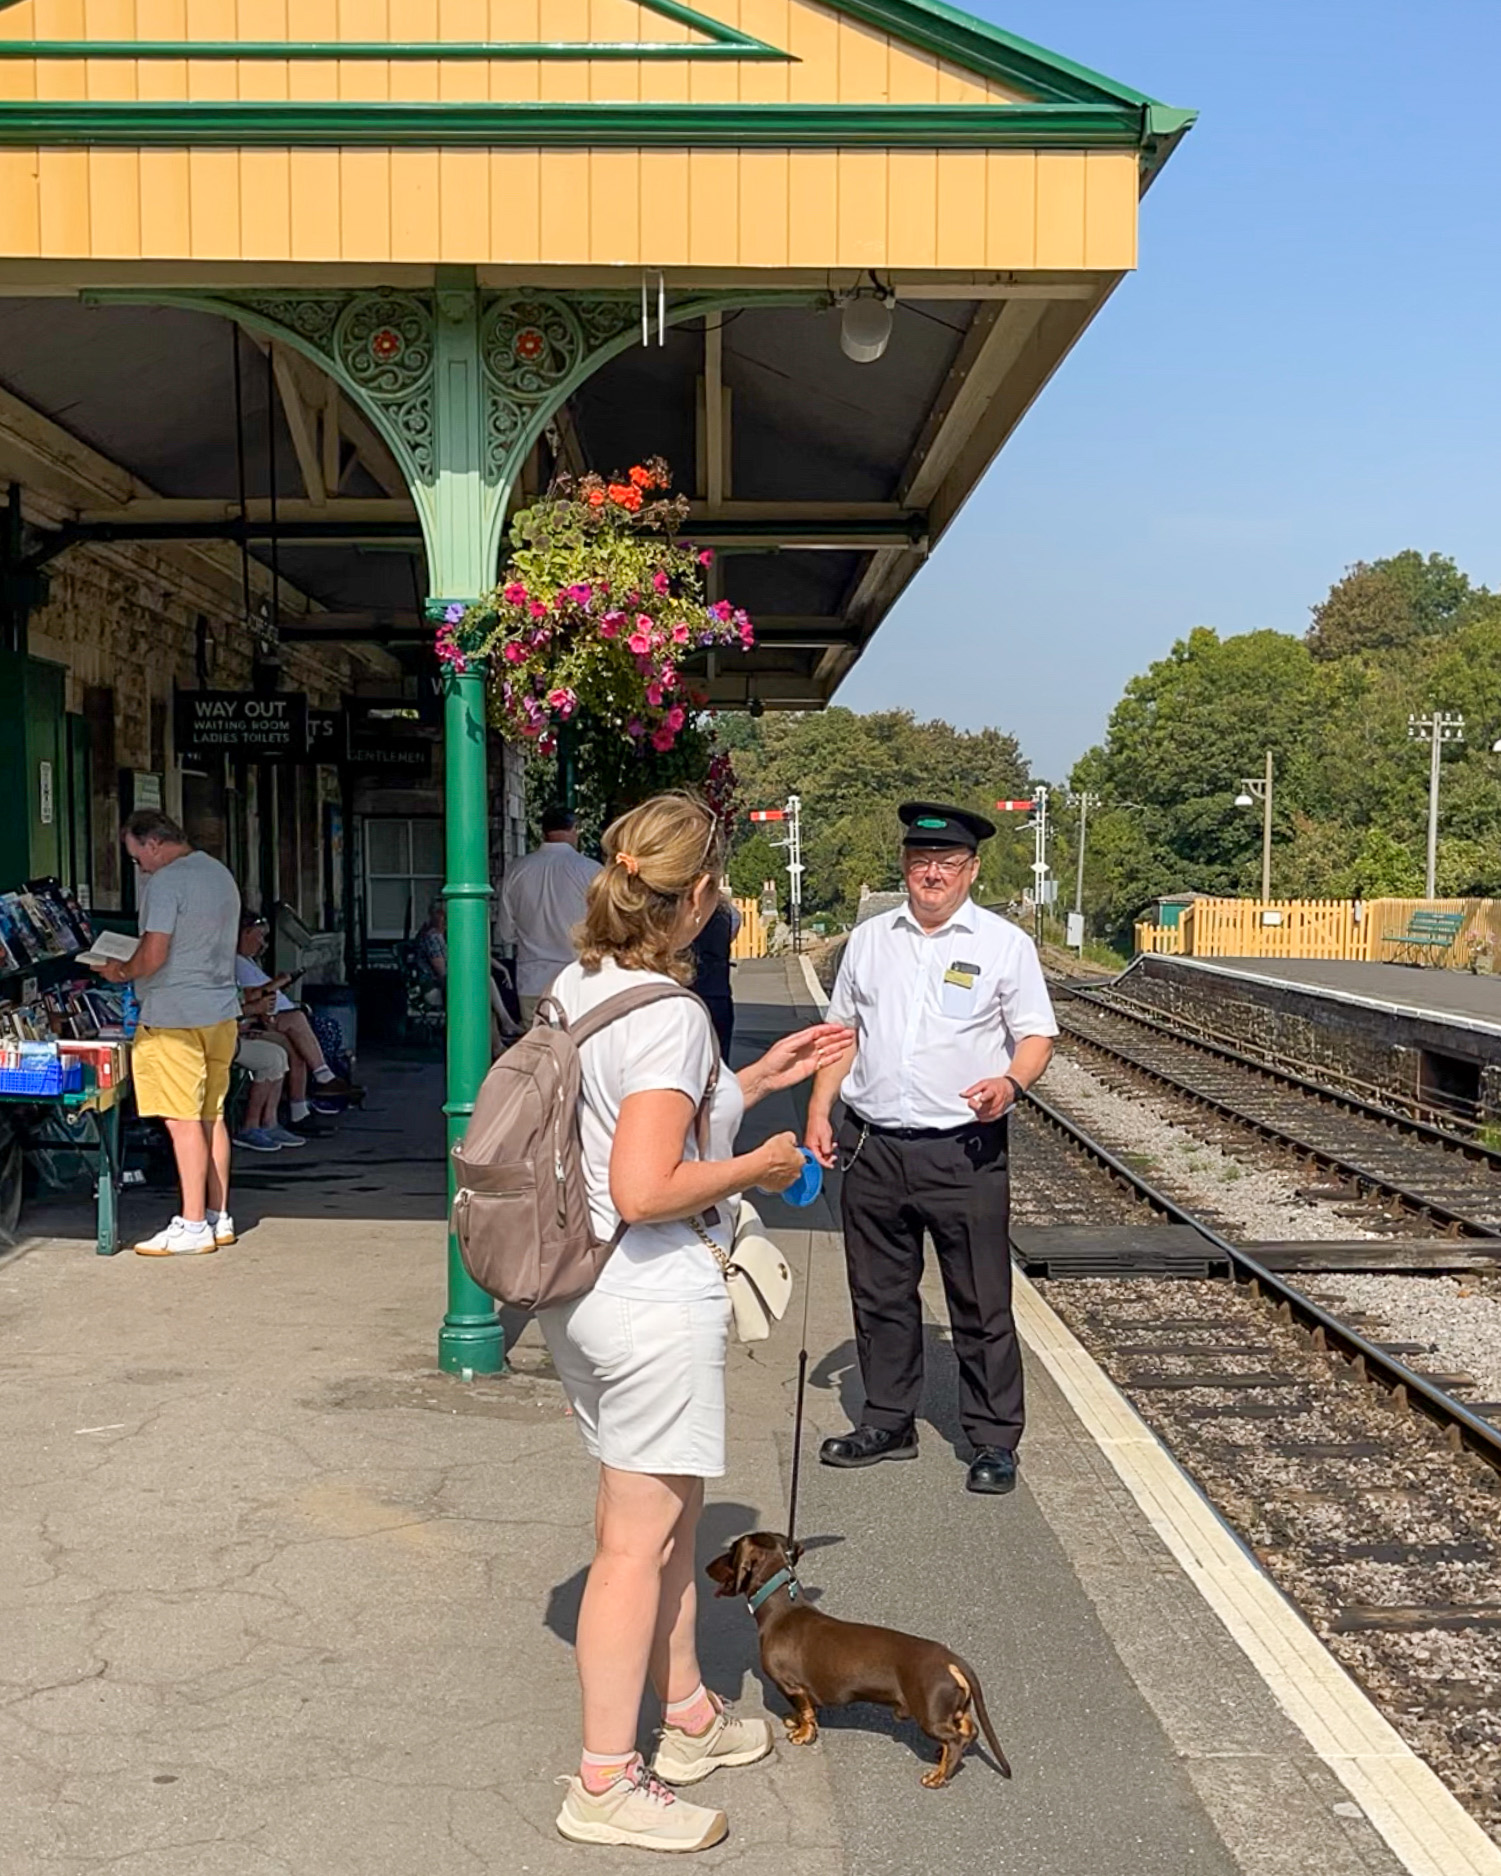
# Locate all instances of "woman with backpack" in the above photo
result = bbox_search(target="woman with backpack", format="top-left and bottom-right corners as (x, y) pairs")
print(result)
(541, 790), (852, 1853)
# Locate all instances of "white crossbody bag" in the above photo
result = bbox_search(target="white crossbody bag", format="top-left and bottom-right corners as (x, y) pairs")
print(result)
(692, 1198), (793, 1343)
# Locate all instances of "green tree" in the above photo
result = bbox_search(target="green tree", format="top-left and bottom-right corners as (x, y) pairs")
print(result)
(1305, 551), (1480, 662)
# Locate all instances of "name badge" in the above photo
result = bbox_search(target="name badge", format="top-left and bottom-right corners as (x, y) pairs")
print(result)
(944, 965), (977, 989)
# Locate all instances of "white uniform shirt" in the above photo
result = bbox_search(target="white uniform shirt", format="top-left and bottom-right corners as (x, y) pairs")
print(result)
(548, 957), (741, 1302)
(828, 899), (1057, 1130)
(497, 841), (603, 997)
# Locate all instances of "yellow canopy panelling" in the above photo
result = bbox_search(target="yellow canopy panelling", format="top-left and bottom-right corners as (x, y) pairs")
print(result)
(0, 0), (1149, 270)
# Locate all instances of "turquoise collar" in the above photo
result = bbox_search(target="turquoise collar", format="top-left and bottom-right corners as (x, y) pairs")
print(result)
(747, 1566), (801, 1615)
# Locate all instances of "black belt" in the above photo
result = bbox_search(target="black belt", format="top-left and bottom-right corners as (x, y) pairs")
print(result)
(847, 1109), (1002, 1142)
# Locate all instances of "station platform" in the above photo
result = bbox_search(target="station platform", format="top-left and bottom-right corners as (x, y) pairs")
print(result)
(1168, 954), (1501, 1036)
(0, 960), (1484, 1874)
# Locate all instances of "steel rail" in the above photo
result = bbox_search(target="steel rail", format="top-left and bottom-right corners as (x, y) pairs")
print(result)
(1020, 1086), (1501, 1473)
(1052, 1004), (1501, 1241)
(1062, 982), (1501, 1164)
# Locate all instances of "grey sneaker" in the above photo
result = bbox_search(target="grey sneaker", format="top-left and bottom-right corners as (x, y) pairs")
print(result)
(555, 1763), (728, 1852)
(652, 1697), (774, 1786)
(263, 1126), (308, 1148)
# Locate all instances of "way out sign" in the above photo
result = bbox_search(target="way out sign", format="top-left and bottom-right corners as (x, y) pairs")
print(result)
(175, 690), (309, 758)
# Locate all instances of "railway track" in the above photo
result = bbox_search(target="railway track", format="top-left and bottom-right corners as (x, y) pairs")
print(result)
(1007, 1096), (1501, 1842)
(1052, 986), (1501, 1237)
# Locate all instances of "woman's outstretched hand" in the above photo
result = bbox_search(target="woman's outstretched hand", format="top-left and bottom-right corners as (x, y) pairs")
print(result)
(748, 1023), (855, 1096)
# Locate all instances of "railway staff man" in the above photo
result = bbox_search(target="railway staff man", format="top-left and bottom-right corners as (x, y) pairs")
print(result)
(805, 802), (1057, 1495)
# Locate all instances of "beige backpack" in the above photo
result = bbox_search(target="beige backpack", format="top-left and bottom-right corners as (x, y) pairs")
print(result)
(451, 983), (717, 1311)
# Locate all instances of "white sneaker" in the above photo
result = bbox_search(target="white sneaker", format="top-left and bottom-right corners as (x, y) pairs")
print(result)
(652, 1697), (775, 1785)
(555, 1763), (728, 1852)
(134, 1216), (217, 1257)
(209, 1212), (237, 1246)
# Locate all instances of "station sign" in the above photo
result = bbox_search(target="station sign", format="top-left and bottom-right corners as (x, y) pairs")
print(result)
(344, 699), (434, 778)
(175, 689), (308, 758)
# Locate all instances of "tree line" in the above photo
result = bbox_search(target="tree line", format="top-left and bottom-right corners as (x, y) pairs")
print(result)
(1070, 551), (1501, 943)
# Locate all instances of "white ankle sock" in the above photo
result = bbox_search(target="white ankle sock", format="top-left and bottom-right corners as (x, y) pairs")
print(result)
(313, 1065), (335, 1084)
(290, 1101), (310, 1121)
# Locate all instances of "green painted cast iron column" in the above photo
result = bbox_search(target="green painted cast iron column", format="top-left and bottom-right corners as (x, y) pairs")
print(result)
(430, 274), (504, 1376)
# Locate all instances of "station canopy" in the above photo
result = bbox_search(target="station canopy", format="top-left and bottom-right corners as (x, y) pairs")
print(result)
(0, 0), (1192, 708)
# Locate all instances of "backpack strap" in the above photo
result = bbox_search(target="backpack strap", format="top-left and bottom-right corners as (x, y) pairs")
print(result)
(562, 982), (721, 1156)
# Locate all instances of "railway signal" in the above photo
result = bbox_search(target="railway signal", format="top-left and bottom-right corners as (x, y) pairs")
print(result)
(750, 799), (803, 951)
(995, 799), (1034, 813)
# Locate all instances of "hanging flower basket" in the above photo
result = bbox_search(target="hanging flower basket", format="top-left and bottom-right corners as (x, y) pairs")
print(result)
(435, 458), (752, 760)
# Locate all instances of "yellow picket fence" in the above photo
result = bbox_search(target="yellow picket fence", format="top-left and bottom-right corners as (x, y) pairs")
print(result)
(731, 896), (768, 960)
(1135, 896), (1501, 968)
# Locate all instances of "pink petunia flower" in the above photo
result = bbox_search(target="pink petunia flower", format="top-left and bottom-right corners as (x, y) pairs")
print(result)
(502, 641), (525, 664)
(599, 614), (621, 639)
(650, 727), (676, 753)
(711, 599), (733, 622)
(645, 682), (663, 708)
(671, 623), (690, 645)
(567, 582), (593, 605)
(628, 631), (652, 655)
(529, 599), (549, 619)
(547, 687), (578, 719)
(503, 582), (527, 606)
(699, 549), (715, 566)
(665, 705), (686, 732)
(652, 570), (670, 596)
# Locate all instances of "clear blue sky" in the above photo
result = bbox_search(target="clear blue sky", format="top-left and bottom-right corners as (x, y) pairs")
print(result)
(836, 0), (1501, 782)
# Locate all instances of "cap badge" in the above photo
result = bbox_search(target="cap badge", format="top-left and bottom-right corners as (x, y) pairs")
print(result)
(915, 816), (947, 829)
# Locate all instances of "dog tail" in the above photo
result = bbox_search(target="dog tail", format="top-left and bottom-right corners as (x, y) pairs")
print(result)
(954, 1657), (1011, 1779)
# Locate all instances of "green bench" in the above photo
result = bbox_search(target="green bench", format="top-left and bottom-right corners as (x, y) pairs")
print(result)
(1381, 909), (1465, 966)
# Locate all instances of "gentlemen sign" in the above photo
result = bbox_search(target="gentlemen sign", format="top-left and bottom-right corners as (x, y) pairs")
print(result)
(175, 690), (309, 757)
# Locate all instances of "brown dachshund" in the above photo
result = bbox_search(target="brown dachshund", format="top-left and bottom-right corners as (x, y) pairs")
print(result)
(707, 1531), (1011, 1789)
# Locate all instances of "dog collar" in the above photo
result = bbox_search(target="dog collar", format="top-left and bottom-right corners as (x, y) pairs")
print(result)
(747, 1567), (801, 1615)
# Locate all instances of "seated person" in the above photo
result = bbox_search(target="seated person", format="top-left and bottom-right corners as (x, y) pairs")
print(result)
(414, 897), (520, 1050)
(235, 912), (362, 1134)
(231, 1031), (305, 1153)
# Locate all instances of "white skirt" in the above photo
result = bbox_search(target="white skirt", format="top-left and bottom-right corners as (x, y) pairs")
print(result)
(540, 1288), (733, 1477)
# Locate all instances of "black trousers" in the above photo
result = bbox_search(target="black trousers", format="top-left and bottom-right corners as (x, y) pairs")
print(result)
(837, 1112), (1022, 1451)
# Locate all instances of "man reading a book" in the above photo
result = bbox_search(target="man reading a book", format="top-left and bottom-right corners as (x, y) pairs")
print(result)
(91, 810), (241, 1256)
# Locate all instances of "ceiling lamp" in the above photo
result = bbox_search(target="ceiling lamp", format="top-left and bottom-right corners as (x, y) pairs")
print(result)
(840, 292), (894, 364)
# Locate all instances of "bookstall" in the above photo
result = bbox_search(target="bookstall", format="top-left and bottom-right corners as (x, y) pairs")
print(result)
(0, 878), (130, 1256)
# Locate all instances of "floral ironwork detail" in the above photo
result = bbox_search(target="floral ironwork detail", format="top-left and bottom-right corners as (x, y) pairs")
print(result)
(333, 294), (435, 476)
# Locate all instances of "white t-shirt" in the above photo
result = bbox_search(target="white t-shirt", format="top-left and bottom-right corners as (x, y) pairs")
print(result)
(498, 842), (604, 997)
(235, 954), (293, 1015)
(549, 956), (743, 1302)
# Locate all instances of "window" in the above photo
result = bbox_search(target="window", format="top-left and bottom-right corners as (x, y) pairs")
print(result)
(363, 817), (442, 940)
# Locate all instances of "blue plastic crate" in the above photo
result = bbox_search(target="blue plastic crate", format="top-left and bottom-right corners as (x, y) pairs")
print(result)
(0, 1060), (84, 1097)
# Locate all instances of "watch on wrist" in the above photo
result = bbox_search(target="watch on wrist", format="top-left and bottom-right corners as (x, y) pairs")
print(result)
(1000, 1074), (1024, 1107)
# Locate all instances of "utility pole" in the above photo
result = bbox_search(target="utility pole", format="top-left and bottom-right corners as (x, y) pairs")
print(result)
(1235, 751), (1274, 903)
(1072, 790), (1098, 950)
(1408, 710), (1464, 899)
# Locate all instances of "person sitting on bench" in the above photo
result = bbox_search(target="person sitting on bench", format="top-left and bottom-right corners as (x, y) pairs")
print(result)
(235, 912), (361, 1135)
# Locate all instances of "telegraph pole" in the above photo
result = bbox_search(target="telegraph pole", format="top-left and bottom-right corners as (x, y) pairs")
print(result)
(1408, 711), (1464, 899)
(1072, 790), (1098, 950)
(1235, 752), (1274, 903)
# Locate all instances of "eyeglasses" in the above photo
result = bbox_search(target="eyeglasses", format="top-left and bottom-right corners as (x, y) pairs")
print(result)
(903, 851), (974, 877)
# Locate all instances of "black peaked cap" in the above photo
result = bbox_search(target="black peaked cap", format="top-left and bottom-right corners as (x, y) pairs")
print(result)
(897, 801), (996, 851)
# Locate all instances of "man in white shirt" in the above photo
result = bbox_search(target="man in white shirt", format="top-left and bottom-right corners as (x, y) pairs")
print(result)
(806, 802), (1057, 1496)
(498, 806), (603, 1022)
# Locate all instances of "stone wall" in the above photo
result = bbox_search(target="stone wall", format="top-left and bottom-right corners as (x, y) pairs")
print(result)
(1121, 956), (1501, 1120)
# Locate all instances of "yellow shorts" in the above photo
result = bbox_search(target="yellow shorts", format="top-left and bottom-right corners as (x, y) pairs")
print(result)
(132, 1021), (239, 1121)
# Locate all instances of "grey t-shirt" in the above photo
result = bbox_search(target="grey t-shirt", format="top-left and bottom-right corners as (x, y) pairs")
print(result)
(136, 851), (241, 1030)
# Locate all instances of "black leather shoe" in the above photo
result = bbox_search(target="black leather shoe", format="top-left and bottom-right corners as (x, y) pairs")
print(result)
(966, 1447), (1018, 1495)
(819, 1424), (918, 1469)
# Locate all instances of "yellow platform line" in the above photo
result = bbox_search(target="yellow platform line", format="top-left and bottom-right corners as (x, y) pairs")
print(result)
(1013, 1271), (1501, 1876)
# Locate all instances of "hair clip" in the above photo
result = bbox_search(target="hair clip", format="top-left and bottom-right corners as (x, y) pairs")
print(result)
(615, 852), (641, 875)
